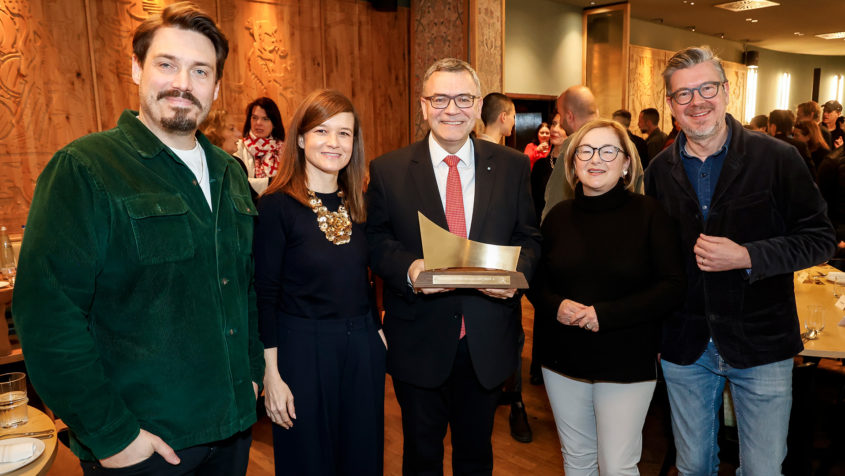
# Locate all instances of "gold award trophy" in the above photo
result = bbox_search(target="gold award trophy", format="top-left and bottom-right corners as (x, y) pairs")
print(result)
(413, 212), (529, 290)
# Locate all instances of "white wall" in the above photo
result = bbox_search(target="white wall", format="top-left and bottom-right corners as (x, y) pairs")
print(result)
(504, 0), (582, 96)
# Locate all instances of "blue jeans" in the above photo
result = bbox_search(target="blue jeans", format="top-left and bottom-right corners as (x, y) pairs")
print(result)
(661, 341), (793, 476)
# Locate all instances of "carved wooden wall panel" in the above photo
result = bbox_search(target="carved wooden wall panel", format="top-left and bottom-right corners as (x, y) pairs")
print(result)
(1, 0), (410, 231)
(470, 0), (502, 97)
(0, 0), (98, 232)
(722, 60), (747, 123)
(216, 0), (322, 125)
(410, 0), (468, 141)
(353, 4), (410, 161)
(627, 45), (672, 133)
(628, 45), (747, 135)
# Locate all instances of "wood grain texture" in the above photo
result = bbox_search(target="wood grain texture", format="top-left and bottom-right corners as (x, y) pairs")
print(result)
(470, 0), (503, 96)
(0, 0), (98, 232)
(410, 0), (468, 141)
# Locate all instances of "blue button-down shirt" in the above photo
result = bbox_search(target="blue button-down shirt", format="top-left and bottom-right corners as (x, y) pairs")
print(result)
(679, 124), (732, 221)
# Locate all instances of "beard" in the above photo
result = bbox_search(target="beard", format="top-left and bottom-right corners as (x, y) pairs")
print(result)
(161, 107), (197, 133)
(156, 89), (205, 134)
(681, 105), (723, 141)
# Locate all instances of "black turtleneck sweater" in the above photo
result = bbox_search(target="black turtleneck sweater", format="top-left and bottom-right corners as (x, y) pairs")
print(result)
(531, 181), (686, 382)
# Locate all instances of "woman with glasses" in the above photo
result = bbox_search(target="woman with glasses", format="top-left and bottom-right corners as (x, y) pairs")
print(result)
(530, 119), (685, 475)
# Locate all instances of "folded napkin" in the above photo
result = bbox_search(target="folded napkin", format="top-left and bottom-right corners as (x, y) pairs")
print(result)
(0, 441), (35, 463)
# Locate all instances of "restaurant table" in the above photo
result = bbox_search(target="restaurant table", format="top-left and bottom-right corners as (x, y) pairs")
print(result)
(788, 264), (845, 474)
(0, 406), (57, 476)
(794, 264), (845, 358)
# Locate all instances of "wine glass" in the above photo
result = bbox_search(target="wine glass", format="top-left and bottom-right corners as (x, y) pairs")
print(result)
(804, 305), (826, 340)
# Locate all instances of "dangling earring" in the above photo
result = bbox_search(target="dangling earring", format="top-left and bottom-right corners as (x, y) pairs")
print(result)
(623, 169), (629, 177)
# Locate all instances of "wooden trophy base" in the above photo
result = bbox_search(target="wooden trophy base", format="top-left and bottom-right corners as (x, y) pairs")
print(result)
(414, 268), (528, 290)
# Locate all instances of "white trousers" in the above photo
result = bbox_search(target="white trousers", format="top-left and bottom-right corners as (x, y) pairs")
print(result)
(542, 367), (656, 476)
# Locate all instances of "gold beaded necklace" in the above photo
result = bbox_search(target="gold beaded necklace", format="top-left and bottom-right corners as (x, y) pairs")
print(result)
(307, 189), (352, 245)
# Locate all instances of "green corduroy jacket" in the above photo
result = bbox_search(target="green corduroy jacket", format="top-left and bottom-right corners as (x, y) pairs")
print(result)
(12, 110), (264, 461)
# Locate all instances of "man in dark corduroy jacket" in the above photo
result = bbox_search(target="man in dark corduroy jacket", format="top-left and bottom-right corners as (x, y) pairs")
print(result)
(12, 4), (263, 475)
(645, 46), (835, 475)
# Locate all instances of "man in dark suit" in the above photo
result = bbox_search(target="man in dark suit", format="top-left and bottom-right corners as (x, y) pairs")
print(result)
(366, 58), (541, 475)
(768, 109), (814, 175)
(612, 109), (649, 168)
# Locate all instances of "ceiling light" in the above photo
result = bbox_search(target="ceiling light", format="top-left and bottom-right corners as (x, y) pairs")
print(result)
(714, 0), (779, 12)
(817, 32), (845, 40)
(751, 19), (758, 23)
(793, 32), (804, 36)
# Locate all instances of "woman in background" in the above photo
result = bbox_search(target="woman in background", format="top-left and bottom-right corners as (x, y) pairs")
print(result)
(532, 119), (685, 475)
(794, 119), (831, 171)
(235, 97), (286, 195)
(254, 89), (385, 476)
(524, 122), (551, 168)
(530, 113), (567, 223)
(201, 109), (240, 156)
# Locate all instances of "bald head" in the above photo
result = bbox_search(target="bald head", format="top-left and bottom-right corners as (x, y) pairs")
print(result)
(556, 85), (598, 135)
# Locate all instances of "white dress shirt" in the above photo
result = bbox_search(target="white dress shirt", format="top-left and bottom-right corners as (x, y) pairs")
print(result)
(428, 134), (475, 236)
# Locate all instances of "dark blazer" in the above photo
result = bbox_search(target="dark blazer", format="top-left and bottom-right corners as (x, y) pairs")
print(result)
(366, 136), (541, 389)
(817, 145), (845, 241)
(645, 114), (835, 369)
(627, 131), (650, 170)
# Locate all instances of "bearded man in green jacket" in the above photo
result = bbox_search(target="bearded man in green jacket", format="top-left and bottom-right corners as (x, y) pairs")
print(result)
(12, 3), (264, 475)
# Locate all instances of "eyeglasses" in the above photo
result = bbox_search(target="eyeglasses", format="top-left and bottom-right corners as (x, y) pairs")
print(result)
(574, 144), (624, 162)
(422, 94), (479, 109)
(667, 81), (724, 105)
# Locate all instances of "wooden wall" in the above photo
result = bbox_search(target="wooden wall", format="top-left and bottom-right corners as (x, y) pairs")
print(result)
(410, 0), (469, 141)
(0, 0), (410, 232)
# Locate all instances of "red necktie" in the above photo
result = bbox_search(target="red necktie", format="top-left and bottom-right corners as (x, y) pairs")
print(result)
(443, 155), (467, 339)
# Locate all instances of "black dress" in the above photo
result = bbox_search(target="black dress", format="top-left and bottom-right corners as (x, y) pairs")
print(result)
(531, 181), (686, 382)
(254, 191), (385, 476)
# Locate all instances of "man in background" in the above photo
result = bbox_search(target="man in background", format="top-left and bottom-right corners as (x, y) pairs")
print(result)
(748, 114), (768, 133)
(540, 85), (598, 221)
(612, 108), (649, 167)
(639, 107), (668, 163)
(769, 109), (813, 173)
(478, 92), (515, 145)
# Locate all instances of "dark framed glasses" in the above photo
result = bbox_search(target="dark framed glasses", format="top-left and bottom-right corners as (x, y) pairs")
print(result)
(574, 144), (624, 162)
(422, 94), (479, 109)
(667, 81), (724, 105)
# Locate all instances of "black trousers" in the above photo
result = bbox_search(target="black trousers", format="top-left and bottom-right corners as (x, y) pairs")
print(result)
(80, 429), (252, 476)
(272, 312), (386, 476)
(393, 339), (502, 476)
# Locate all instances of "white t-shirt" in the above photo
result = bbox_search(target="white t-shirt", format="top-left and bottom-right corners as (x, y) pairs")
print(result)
(170, 141), (212, 210)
